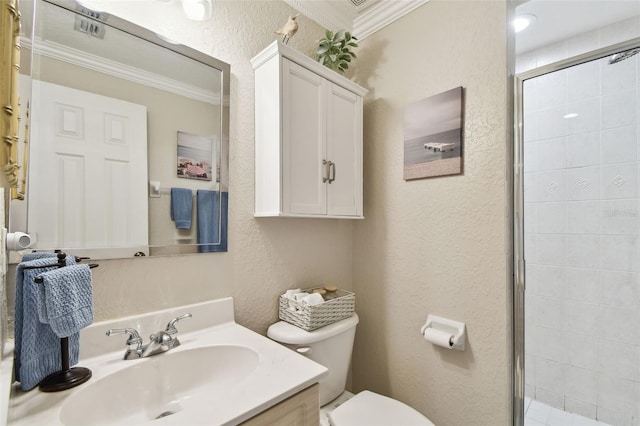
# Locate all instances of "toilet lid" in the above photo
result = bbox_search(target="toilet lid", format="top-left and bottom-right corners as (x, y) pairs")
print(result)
(328, 391), (435, 426)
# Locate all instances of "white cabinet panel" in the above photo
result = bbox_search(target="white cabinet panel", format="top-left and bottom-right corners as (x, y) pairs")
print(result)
(327, 83), (362, 217)
(283, 59), (327, 215)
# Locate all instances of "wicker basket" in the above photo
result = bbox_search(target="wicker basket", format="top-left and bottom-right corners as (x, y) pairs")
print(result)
(279, 288), (355, 331)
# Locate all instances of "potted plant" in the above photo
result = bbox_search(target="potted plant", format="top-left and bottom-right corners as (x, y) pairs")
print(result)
(315, 29), (358, 74)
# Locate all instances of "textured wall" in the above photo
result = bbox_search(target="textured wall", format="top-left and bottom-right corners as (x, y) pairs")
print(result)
(351, 1), (511, 424)
(9, 0), (354, 334)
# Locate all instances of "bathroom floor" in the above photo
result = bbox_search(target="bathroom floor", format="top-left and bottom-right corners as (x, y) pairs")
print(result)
(524, 398), (611, 426)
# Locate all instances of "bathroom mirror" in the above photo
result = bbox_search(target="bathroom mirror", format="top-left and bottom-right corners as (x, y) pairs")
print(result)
(10, 0), (230, 259)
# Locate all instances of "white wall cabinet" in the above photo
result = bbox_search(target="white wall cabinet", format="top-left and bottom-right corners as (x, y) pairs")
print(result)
(252, 41), (368, 219)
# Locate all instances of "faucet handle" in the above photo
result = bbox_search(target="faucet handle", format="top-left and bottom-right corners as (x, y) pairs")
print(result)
(165, 313), (192, 335)
(106, 328), (144, 360)
(106, 328), (143, 348)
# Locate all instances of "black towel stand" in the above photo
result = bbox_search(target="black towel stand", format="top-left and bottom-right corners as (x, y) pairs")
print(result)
(23, 251), (96, 392)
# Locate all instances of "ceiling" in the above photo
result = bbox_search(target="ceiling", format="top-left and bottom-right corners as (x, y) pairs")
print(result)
(282, 0), (428, 39)
(515, 0), (640, 54)
(287, 0), (640, 50)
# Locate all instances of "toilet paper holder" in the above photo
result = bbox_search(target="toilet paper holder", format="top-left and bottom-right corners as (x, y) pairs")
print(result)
(420, 314), (466, 351)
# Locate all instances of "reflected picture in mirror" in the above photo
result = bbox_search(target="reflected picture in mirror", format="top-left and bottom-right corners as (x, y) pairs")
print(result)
(177, 131), (215, 182)
(11, 0), (230, 259)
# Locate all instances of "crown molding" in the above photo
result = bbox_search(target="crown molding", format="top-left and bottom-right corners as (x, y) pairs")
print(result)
(354, 0), (429, 40)
(31, 38), (221, 105)
(251, 41), (368, 97)
(283, 0), (429, 40)
(283, 0), (355, 32)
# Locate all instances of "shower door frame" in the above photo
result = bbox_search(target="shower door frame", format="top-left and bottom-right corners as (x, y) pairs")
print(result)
(512, 36), (640, 426)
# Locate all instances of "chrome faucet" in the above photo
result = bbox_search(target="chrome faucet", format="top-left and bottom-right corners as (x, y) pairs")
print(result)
(106, 313), (192, 360)
(142, 313), (192, 357)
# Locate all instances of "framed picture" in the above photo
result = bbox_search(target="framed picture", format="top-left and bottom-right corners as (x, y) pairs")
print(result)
(176, 131), (213, 181)
(403, 86), (463, 180)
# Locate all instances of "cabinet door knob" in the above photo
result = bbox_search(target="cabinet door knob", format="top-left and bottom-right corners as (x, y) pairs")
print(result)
(328, 161), (336, 183)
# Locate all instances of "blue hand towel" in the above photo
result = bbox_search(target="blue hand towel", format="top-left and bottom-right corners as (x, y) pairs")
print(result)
(170, 187), (193, 229)
(21, 252), (58, 262)
(35, 256), (77, 324)
(197, 190), (219, 253)
(38, 264), (93, 338)
(14, 258), (80, 391)
(21, 252), (60, 323)
(15, 255), (76, 374)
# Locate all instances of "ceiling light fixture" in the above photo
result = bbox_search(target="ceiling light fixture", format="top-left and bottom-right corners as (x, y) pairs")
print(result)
(513, 14), (536, 33)
(181, 0), (212, 21)
(563, 113), (579, 119)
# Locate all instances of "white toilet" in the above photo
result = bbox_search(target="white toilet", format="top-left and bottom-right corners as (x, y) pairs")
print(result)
(267, 313), (435, 426)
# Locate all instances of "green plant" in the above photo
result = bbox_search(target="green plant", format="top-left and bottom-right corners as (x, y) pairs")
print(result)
(315, 29), (358, 74)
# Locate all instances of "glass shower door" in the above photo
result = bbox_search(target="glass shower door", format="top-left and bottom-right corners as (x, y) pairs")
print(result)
(520, 45), (640, 426)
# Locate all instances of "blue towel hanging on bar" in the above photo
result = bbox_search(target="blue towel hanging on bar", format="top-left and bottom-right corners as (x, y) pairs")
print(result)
(170, 187), (193, 229)
(196, 191), (227, 253)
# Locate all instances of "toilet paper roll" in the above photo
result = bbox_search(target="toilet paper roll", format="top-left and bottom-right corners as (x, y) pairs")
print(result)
(423, 328), (454, 349)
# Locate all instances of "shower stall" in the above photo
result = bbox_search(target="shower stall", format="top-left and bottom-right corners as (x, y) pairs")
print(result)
(515, 38), (640, 426)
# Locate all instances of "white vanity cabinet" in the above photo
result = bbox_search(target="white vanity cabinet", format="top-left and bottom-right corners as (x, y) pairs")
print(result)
(252, 41), (368, 219)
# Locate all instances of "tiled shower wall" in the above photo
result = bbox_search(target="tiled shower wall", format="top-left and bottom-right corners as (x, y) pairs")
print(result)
(520, 15), (640, 426)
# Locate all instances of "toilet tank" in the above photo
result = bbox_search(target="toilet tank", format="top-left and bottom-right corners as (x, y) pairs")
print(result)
(267, 313), (359, 406)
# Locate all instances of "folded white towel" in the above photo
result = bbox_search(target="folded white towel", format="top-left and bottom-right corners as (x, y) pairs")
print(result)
(292, 292), (309, 302)
(284, 289), (302, 299)
(288, 292), (309, 311)
(301, 293), (324, 306)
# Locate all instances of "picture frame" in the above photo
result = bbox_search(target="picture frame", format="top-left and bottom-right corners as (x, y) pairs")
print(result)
(176, 131), (214, 181)
(403, 86), (463, 180)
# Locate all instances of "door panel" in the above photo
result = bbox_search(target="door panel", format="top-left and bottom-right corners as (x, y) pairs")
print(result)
(29, 80), (148, 251)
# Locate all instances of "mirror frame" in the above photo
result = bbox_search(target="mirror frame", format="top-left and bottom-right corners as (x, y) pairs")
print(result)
(18, 0), (230, 257)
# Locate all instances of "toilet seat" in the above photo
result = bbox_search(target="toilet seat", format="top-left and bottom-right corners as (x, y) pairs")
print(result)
(328, 390), (435, 426)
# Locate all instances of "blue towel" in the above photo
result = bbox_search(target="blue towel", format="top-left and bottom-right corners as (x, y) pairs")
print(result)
(36, 256), (76, 324)
(21, 252), (58, 262)
(170, 187), (193, 229)
(38, 264), (93, 338)
(14, 258), (80, 391)
(21, 252), (60, 323)
(197, 190), (219, 253)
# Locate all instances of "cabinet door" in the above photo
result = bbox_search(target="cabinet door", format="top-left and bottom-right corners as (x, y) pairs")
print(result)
(326, 83), (362, 217)
(282, 59), (327, 215)
(240, 384), (319, 426)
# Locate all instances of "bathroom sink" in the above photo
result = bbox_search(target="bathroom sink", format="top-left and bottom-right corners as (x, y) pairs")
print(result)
(59, 345), (260, 425)
(9, 298), (327, 426)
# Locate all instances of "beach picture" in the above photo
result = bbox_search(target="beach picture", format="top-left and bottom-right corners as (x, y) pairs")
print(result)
(403, 87), (463, 180)
(177, 131), (214, 181)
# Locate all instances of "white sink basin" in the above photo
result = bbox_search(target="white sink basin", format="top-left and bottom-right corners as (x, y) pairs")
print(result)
(8, 298), (327, 426)
(59, 345), (259, 425)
